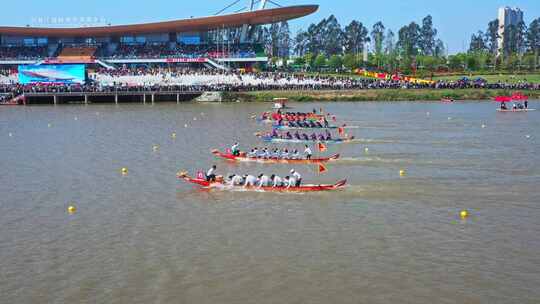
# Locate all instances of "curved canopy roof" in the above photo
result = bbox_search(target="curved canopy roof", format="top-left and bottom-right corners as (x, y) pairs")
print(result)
(0, 5), (318, 38)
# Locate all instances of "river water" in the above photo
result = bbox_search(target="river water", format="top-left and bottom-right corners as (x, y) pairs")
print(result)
(1, 101), (539, 303)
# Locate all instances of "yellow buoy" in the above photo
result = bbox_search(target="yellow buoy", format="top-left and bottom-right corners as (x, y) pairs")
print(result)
(171, 132), (177, 138)
(193, 117), (197, 121)
(8, 132), (13, 137)
(74, 117), (78, 121)
(426, 112), (430, 116)
(184, 124), (188, 128)
(525, 135), (531, 139)
(481, 124), (486, 129)
(152, 144), (159, 151)
(399, 169), (406, 177)
(48, 123), (52, 128)
(364, 147), (369, 153)
(448, 117), (452, 120)
(121, 167), (128, 175)
(460, 210), (469, 219)
(68, 205), (76, 214)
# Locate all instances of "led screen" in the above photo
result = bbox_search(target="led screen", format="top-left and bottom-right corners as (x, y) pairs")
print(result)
(19, 64), (85, 84)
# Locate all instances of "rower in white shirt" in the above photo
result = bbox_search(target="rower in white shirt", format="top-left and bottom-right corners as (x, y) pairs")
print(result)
(304, 145), (312, 160)
(258, 174), (271, 187)
(285, 175), (297, 188)
(228, 174), (244, 186)
(206, 165), (217, 182)
(290, 169), (302, 186)
(271, 174), (284, 187)
(247, 149), (257, 158)
(244, 175), (258, 187)
(231, 142), (240, 156)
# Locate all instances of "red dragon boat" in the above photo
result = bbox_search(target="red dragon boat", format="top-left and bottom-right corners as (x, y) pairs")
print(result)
(177, 172), (347, 192)
(212, 149), (340, 164)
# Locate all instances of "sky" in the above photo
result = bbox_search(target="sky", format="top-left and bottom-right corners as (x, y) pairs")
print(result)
(1, 0), (539, 54)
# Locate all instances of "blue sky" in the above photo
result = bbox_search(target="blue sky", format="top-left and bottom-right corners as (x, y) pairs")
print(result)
(1, 0), (539, 54)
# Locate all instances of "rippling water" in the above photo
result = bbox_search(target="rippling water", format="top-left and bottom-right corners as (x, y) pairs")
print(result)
(1, 101), (539, 303)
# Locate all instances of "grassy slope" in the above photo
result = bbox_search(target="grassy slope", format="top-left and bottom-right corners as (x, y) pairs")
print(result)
(224, 89), (540, 102)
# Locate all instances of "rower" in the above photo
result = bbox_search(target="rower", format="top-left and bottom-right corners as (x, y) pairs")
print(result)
(247, 148), (257, 158)
(304, 145), (312, 160)
(286, 131), (293, 139)
(323, 117), (329, 128)
(244, 174), (257, 187)
(229, 174), (243, 186)
(258, 174), (271, 187)
(281, 149), (290, 159)
(291, 149), (300, 159)
(501, 102), (508, 110)
(272, 149), (280, 158)
(249, 148), (258, 157)
(258, 148), (269, 158)
(310, 133), (317, 141)
(231, 142), (240, 156)
(286, 175), (297, 188)
(206, 165), (217, 182)
(525, 100), (528, 109)
(290, 169), (302, 187)
(271, 174), (284, 187)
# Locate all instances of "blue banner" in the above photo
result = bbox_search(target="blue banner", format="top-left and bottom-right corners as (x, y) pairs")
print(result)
(19, 64), (85, 84)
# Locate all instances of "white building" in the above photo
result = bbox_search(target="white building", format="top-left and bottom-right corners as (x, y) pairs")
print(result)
(497, 7), (524, 55)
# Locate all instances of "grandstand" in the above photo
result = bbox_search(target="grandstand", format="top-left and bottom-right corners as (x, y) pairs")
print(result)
(0, 4), (317, 70)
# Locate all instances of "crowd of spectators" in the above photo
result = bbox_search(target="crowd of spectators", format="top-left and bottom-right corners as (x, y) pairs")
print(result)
(0, 46), (48, 60)
(0, 43), (258, 61)
(2, 67), (540, 98)
(89, 67), (540, 91)
(108, 43), (256, 59)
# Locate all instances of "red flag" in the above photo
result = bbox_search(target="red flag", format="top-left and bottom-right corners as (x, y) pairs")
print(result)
(338, 127), (345, 136)
(318, 142), (327, 152)
(318, 163), (328, 174)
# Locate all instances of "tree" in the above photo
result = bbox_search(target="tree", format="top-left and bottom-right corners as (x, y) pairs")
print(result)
(342, 53), (359, 71)
(265, 23), (280, 57)
(485, 19), (499, 55)
(385, 29), (395, 54)
(293, 56), (306, 66)
(503, 21), (527, 57)
(304, 52), (315, 68)
(469, 31), (487, 52)
(526, 18), (540, 70)
(419, 15), (437, 55)
(448, 54), (464, 71)
(328, 55), (343, 71)
(434, 39), (445, 57)
(371, 21), (385, 55)
(277, 21), (291, 58)
(313, 54), (327, 70)
(344, 20), (369, 55)
(294, 30), (309, 56)
(321, 15), (344, 55)
(523, 54), (536, 70)
(397, 22), (421, 57)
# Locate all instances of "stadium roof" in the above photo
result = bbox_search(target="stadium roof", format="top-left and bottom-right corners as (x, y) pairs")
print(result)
(0, 5), (318, 38)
